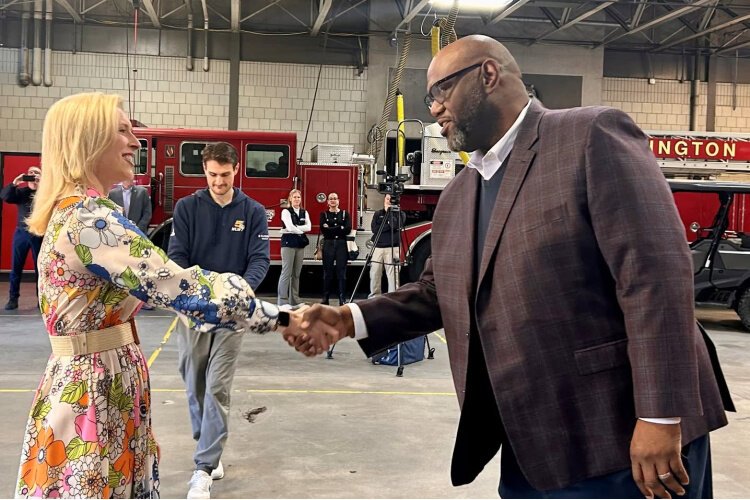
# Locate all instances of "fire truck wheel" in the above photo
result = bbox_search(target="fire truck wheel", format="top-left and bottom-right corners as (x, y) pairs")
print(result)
(734, 287), (750, 331)
(408, 238), (432, 283)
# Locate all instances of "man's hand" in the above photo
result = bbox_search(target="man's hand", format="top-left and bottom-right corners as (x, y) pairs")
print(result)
(630, 420), (688, 499)
(284, 304), (354, 356)
(279, 307), (327, 357)
(12, 173), (25, 186)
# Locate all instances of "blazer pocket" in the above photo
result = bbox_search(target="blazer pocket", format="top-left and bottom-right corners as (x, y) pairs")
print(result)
(574, 338), (629, 375)
(521, 203), (569, 233)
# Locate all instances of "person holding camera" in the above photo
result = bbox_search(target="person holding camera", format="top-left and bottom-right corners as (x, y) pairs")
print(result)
(319, 192), (351, 304)
(278, 189), (310, 307)
(0, 166), (43, 310)
(369, 194), (406, 297)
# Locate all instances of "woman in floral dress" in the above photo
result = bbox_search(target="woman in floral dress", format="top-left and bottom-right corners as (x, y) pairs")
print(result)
(16, 92), (301, 498)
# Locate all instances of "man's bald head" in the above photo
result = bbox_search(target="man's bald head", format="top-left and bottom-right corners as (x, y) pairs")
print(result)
(429, 35), (522, 82)
(426, 35), (530, 154)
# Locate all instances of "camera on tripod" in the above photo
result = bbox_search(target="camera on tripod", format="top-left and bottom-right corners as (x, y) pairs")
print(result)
(377, 149), (419, 204)
(376, 171), (409, 204)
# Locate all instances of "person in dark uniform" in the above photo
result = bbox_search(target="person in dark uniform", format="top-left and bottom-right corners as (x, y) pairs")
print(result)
(319, 192), (351, 305)
(1, 166), (43, 310)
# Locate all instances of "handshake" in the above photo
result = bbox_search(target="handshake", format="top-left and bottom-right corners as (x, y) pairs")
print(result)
(280, 304), (356, 356)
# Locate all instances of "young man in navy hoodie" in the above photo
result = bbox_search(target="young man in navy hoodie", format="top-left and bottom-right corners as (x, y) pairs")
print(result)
(168, 142), (270, 499)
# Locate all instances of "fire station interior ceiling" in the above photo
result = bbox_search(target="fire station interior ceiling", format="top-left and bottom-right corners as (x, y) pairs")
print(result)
(6, 1), (750, 70)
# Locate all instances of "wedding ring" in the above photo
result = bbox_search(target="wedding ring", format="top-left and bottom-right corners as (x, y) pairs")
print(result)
(658, 472), (672, 481)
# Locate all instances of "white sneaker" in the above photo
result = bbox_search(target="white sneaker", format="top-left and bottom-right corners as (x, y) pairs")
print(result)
(211, 461), (224, 480)
(187, 470), (212, 499)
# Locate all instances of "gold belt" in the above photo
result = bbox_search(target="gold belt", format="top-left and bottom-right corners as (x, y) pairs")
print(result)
(48, 319), (140, 356)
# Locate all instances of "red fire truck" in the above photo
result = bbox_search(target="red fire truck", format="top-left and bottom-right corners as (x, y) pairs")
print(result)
(4, 129), (750, 284)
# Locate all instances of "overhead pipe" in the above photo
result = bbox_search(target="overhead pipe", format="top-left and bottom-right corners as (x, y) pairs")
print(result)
(18, 11), (30, 86)
(186, 15), (194, 70)
(201, 0), (209, 71)
(185, 0), (193, 70)
(32, 0), (42, 86)
(44, 0), (53, 86)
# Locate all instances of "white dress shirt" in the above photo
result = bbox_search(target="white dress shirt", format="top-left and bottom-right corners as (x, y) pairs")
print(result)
(122, 186), (132, 218)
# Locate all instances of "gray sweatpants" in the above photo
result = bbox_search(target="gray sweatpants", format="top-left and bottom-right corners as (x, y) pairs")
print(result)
(176, 320), (243, 472)
(278, 246), (305, 305)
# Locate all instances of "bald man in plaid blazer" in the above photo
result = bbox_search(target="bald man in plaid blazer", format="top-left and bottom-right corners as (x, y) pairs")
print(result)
(293, 35), (733, 498)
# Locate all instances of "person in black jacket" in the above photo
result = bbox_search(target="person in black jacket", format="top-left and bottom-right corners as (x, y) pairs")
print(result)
(369, 194), (407, 297)
(0, 166), (43, 310)
(319, 192), (351, 304)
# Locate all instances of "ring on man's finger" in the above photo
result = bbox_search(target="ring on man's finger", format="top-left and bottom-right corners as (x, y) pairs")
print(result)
(658, 472), (672, 481)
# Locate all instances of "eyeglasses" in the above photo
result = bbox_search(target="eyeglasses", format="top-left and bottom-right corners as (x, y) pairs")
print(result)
(424, 63), (483, 109)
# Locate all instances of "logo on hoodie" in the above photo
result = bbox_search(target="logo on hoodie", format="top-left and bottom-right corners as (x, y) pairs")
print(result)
(231, 220), (246, 232)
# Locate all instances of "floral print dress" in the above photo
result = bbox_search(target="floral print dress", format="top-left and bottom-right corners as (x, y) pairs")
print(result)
(16, 193), (280, 498)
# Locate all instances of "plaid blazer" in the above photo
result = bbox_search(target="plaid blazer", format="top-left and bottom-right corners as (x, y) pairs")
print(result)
(357, 100), (730, 490)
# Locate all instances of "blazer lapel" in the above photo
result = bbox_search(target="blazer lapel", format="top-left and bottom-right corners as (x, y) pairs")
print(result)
(447, 167), (479, 300)
(477, 101), (544, 284)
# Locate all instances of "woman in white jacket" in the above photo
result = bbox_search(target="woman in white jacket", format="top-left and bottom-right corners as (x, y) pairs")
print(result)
(278, 189), (311, 306)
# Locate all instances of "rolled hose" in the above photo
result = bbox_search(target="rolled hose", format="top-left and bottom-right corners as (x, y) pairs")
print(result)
(368, 31), (411, 164)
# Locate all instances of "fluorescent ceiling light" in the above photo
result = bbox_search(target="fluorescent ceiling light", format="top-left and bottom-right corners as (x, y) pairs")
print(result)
(429, 0), (512, 10)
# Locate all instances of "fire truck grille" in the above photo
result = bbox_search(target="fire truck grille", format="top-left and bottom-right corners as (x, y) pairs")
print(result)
(165, 166), (174, 215)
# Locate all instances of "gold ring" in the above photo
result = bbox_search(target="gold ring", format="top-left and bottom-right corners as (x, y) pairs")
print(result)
(658, 472), (672, 481)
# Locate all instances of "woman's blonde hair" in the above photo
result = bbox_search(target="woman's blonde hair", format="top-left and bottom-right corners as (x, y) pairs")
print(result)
(287, 189), (302, 203)
(27, 92), (122, 235)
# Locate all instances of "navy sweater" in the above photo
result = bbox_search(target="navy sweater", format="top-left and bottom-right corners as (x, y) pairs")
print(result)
(168, 188), (270, 289)
(0, 184), (36, 230)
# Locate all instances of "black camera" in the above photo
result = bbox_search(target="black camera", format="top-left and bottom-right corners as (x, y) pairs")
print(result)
(376, 170), (409, 204)
(22, 174), (38, 182)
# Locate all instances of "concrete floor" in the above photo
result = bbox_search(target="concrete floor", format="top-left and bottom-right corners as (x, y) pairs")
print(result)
(0, 281), (748, 498)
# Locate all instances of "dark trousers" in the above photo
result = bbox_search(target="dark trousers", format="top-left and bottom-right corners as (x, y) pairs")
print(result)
(9, 228), (42, 300)
(322, 239), (347, 298)
(499, 434), (711, 499)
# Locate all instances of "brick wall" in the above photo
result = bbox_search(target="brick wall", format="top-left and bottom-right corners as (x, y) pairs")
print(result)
(602, 77), (695, 131)
(0, 48), (368, 158)
(238, 61), (367, 160)
(603, 77), (750, 133)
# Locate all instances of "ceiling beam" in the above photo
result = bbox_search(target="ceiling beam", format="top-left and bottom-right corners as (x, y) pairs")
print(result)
(140, 0), (161, 28)
(605, 6), (630, 33)
(54, 0), (82, 23)
(657, 11), (750, 52)
(631, 1), (647, 29)
(231, 0), (239, 32)
(716, 35), (750, 54)
(560, 7), (571, 25)
(535, 2), (614, 43)
(600, 0), (714, 46)
(698, 0), (718, 31)
(489, 0), (532, 25)
(323, 0), (368, 26)
(241, 0), (283, 23)
(311, 0), (333, 36)
(539, 7), (559, 29)
(392, 0), (429, 34)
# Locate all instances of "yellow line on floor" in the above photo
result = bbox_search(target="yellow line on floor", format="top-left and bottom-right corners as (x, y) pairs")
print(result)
(147, 317), (178, 368)
(0, 387), (455, 396)
(433, 332), (447, 344)
(244, 389), (454, 396)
